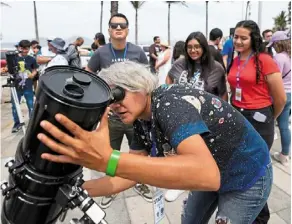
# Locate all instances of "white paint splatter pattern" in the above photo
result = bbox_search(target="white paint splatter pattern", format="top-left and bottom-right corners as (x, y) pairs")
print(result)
(132, 85), (269, 193)
(181, 95), (201, 113)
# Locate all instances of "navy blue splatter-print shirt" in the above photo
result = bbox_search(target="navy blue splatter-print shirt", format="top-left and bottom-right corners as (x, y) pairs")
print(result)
(130, 84), (271, 193)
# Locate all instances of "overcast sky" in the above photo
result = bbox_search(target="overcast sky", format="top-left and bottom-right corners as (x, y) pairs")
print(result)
(1, 1), (290, 45)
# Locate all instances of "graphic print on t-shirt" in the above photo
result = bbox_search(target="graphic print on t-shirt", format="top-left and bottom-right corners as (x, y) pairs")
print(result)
(178, 70), (205, 90)
(111, 57), (130, 63)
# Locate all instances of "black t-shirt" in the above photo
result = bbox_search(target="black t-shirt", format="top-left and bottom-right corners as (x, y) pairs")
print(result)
(16, 55), (38, 90)
(149, 43), (161, 67)
(130, 85), (270, 193)
(168, 58), (227, 97)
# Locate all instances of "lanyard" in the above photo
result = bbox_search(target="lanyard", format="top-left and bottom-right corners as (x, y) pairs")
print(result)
(110, 43), (128, 60)
(150, 129), (157, 157)
(236, 52), (253, 87)
(141, 117), (157, 157)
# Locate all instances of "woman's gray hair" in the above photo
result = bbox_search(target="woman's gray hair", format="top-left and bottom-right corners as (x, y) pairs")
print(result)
(98, 61), (159, 94)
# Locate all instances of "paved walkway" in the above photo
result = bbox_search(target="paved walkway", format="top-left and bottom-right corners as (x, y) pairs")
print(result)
(0, 76), (290, 224)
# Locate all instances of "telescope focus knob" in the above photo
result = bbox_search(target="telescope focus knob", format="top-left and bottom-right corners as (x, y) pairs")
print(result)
(1, 181), (9, 196)
(1, 181), (8, 190)
(5, 159), (15, 168)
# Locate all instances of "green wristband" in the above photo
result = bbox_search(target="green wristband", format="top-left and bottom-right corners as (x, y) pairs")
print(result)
(106, 150), (121, 177)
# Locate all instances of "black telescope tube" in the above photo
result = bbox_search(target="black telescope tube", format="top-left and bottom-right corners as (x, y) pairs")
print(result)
(1, 66), (111, 224)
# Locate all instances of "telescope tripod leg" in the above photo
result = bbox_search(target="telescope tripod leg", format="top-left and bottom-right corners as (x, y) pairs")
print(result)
(11, 87), (26, 134)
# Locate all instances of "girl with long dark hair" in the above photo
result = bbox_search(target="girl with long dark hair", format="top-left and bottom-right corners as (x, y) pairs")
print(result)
(227, 20), (286, 223)
(164, 32), (227, 202)
(166, 32), (227, 100)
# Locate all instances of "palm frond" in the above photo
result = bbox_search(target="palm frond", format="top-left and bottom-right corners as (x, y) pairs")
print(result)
(0, 2), (11, 7)
(130, 1), (146, 9)
(166, 1), (187, 7)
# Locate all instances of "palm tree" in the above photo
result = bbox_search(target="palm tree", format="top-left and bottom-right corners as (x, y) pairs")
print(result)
(245, 1), (250, 20)
(33, 1), (39, 41)
(273, 11), (288, 31)
(111, 1), (119, 16)
(205, 1), (209, 39)
(166, 1), (187, 45)
(100, 1), (104, 32)
(130, 1), (145, 45)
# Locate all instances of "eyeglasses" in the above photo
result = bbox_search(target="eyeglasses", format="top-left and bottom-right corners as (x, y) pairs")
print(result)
(109, 23), (128, 29)
(187, 45), (201, 51)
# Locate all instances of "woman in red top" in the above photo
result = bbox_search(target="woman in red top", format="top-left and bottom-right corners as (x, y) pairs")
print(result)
(227, 20), (286, 224)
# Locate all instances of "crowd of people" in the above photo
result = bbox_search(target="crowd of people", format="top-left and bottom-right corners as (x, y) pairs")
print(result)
(1, 12), (291, 224)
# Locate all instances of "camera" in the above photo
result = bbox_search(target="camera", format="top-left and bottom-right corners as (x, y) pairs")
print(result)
(5, 50), (20, 76)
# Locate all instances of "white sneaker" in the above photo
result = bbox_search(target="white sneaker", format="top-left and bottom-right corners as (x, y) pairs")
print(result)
(165, 189), (185, 202)
(273, 152), (289, 166)
(99, 194), (117, 209)
(133, 184), (153, 202)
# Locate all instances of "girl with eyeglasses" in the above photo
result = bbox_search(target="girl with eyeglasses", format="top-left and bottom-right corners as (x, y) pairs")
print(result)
(166, 32), (227, 100)
(164, 32), (227, 202)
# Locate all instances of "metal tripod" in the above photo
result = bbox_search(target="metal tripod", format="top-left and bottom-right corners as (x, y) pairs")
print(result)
(2, 75), (26, 134)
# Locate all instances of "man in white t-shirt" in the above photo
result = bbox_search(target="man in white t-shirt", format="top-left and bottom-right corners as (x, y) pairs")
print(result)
(46, 38), (69, 68)
(40, 38), (69, 75)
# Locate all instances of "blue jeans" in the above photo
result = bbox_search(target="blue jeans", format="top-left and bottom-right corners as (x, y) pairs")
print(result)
(277, 92), (291, 155)
(11, 89), (34, 124)
(181, 163), (273, 224)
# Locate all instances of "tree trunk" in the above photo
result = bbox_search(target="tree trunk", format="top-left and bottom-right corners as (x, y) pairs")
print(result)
(111, 1), (119, 16)
(245, 1), (250, 20)
(258, 1), (262, 31)
(135, 8), (138, 45)
(100, 1), (103, 32)
(33, 1), (39, 41)
(205, 1), (208, 39)
(168, 3), (171, 45)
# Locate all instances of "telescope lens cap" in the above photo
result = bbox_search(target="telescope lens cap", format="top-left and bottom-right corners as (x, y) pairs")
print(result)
(73, 73), (92, 86)
(40, 66), (111, 108)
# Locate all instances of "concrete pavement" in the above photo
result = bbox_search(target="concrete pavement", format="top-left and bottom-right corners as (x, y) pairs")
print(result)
(0, 76), (290, 224)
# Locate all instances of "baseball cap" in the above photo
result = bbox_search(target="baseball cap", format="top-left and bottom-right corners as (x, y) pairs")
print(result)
(267, 31), (290, 47)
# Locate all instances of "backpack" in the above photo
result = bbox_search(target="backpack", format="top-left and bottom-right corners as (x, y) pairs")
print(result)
(65, 44), (80, 66)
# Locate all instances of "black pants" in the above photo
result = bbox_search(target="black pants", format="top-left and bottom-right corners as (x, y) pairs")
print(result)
(233, 105), (274, 224)
(108, 118), (134, 151)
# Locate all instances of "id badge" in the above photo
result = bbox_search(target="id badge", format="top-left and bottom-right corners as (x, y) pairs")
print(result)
(152, 187), (165, 224)
(235, 87), (242, 102)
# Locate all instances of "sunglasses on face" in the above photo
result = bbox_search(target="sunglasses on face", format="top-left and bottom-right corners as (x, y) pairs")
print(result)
(109, 23), (128, 29)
